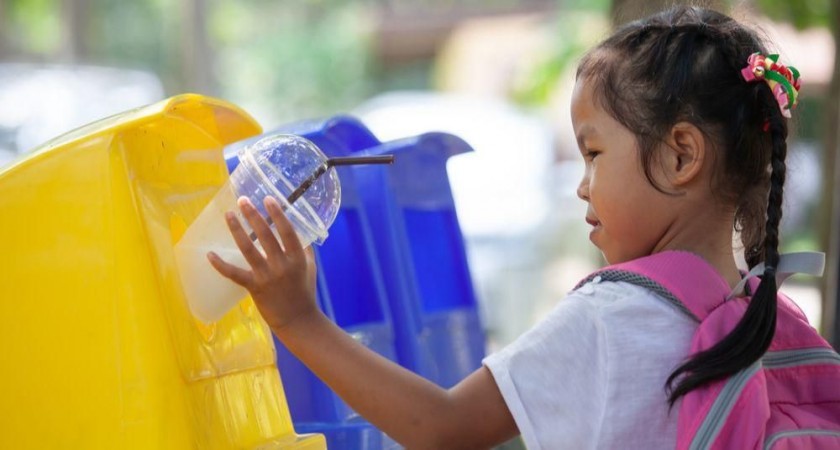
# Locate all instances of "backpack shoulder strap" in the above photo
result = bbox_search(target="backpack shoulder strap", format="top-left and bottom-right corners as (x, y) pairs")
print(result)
(575, 251), (729, 322)
(574, 251), (825, 323)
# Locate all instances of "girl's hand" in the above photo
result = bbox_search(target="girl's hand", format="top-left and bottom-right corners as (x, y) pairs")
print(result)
(207, 196), (319, 331)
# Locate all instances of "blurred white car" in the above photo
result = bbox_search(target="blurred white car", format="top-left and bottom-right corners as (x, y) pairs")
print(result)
(355, 91), (556, 239)
(0, 63), (164, 167)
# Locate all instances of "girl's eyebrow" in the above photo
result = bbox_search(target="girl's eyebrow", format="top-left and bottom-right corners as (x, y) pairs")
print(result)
(576, 124), (598, 149)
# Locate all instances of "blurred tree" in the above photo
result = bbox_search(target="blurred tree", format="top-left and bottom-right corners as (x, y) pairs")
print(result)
(611, 0), (669, 25)
(85, 0), (180, 91)
(0, 0), (7, 57)
(610, 0), (726, 25)
(755, 0), (838, 343)
(756, 0), (831, 28)
(210, 1), (374, 124)
(5, 0), (61, 58)
(820, 0), (840, 347)
(179, 0), (214, 95)
(60, 0), (89, 62)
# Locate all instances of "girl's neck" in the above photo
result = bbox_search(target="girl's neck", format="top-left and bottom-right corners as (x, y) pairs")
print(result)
(652, 210), (743, 291)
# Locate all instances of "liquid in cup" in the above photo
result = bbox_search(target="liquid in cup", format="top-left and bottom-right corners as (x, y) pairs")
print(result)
(175, 134), (341, 323)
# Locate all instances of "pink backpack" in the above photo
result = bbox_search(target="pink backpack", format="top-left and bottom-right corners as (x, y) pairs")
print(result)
(576, 250), (840, 449)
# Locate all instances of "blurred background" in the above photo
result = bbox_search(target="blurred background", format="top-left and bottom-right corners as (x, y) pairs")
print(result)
(0, 0), (837, 353)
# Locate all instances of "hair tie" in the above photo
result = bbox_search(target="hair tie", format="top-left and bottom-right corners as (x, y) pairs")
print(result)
(763, 265), (777, 278)
(741, 52), (801, 119)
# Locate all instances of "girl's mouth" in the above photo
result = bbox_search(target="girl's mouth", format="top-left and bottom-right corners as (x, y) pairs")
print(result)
(586, 217), (601, 243)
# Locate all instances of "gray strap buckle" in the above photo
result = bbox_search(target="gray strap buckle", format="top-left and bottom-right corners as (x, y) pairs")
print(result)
(726, 252), (825, 301)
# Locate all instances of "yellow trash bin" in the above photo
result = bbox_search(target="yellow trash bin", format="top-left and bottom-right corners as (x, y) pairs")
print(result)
(0, 94), (326, 450)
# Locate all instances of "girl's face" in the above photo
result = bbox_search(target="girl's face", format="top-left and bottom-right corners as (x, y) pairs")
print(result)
(570, 78), (673, 264)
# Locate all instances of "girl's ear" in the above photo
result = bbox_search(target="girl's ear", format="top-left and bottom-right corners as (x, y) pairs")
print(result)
(661, 121), (707, 187)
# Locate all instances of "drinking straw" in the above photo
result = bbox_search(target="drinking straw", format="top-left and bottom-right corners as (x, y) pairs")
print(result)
(247, 155), (395, 241)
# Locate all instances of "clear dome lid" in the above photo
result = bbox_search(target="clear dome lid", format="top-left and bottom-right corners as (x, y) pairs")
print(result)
(239, 134), (341, 244)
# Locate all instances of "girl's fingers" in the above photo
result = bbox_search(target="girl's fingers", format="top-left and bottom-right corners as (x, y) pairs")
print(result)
(207, 251), (254, 287)
(224, 210), (268, 271)
(238, 197), (284, 259)
(303, 246), (317, 279)
(265, 196), (305, 257)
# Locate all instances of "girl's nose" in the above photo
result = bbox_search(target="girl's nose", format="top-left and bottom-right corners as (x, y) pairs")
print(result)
(577, 176), (590, 201)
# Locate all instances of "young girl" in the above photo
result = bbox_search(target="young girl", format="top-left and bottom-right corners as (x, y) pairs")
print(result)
(209, 6), (816, 449)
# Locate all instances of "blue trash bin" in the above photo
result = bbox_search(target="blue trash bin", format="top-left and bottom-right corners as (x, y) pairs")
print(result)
(223, 116), (486, 448)
(348, 132), (486, 388)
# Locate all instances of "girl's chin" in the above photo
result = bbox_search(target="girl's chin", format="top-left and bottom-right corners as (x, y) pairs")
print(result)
(588, 226), (601, 244)
(589, 232), (608, 261)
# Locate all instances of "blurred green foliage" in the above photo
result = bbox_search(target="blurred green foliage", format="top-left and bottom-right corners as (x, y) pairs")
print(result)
(757, 0), (831, 29)
(7, 0), (60, 54)
(564, 0), (610, 11)
(512, 0), (610, 107)
(210, 1), (375, 123)
(0, 0), (831, 124)
(512, 14), (593, 106)
(3, 0), (380, 124)
(514, 0), (832, 108)
(92, 0), (179, 85)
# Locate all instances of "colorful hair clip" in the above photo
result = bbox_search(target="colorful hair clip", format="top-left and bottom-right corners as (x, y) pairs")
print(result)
(740, 52), (801, 118)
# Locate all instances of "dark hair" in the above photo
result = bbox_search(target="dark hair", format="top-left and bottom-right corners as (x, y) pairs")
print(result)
(576, 6), (788, 406)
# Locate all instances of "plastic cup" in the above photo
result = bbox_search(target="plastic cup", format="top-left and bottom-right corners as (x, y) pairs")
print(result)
(175, 134), (341, 323)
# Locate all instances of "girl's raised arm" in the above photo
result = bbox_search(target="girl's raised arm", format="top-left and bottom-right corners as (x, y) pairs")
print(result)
(208, 196), (518, 449)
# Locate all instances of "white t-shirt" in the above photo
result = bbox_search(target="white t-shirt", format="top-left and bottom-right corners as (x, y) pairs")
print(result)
(483, 278), (697, 450)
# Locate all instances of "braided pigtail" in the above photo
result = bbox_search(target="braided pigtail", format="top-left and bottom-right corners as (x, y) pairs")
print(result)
(666, 109), (787, 405)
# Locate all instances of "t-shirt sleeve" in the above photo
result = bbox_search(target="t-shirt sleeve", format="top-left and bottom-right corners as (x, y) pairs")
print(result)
(483, 291), (609, 450)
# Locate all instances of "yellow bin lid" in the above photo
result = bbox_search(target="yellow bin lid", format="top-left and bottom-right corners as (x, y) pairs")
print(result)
(0, 94), (326, 450)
